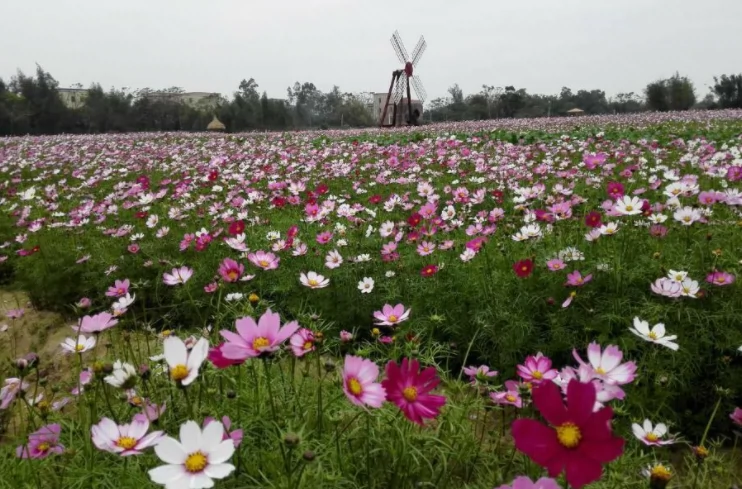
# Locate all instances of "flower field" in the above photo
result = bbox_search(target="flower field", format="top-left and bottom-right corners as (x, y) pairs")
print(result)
(2, 111), (742, 488)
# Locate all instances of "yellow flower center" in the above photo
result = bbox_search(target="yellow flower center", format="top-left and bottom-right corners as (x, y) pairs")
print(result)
(371, 328), (380, 336)
(184, 452), (208, 473)
(75, 343), (85, 352)
(37, 442), (50, 452)
(646, 433), (660, 442)
(249, 293), (259, 302)
(505, 394), (516, 402)
(556, 422), (582, 448)
(130, 396), (143, 406)
(650, 464), (672, 481)
(117, 437), (138, 450)
(388, 314), (398, 323)
(648, 332), (658, 340)
(118, 288), (125, 295)
(303, 341), (313, 351)
(308, 279), (319, 286)
(625, 205), (633, 211)
(227, 270), (238, 281)
(683, 216), (691, 222)
(402, 386), (418, 402)
(531, 370), (543, 380)
(715, 276), (726, 283)
(170, 364), (189, 381)
(252, 337), (270, 350)
(259, 260), (269, 267)
(595, 367), (606, 375)
(161, 330), (172, 338)
(347, 377), (363, 396)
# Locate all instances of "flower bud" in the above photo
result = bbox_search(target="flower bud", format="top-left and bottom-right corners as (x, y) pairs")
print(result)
(283, 433), (301, 448)
(302, 450), (315, 462)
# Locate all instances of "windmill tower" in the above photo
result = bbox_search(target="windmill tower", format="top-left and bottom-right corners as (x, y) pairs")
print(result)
(379, 31), (428, 127)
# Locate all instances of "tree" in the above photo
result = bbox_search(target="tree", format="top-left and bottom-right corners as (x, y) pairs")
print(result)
(667, 73), (696, 110)
(645, 80), (670, 111)
(713, 74), (742, 109)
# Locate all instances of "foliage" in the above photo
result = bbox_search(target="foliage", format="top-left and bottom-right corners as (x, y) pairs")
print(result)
(644, 73), (697, 112)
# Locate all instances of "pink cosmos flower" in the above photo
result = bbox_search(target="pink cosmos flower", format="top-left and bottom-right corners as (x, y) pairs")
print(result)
(75, 312), (118, 334)
(342, 355), (387, 408)
(134, 401), (167, 423)
(730, 407), (742, 426)
(462, 365), (498, 385)
(373, 303), (411, 326)
(1, 378), (28, 409)
(289, 328), (315, 357)
(106, 279), (130, 298)
(16, 423), (64, 459)
(6, 308), (24, 319)
(316, 231), (333, 244)
(76, 297), (92, 309)
(247, 250), (280, 270)
(71, 369), (93, 395)
(565, 270), (592, 287)
(650, 277), (682, 298)
(706, 271), (735, 286)
(517, 353), (558, 384)
(91, 417), (163, 456)
(207, 343), (245, 369)
(204, 416), (243, 448)
(382, 358), (447, 425)
(220, 309), (300, 360)
(340, 330), (353, 343)
(490, 380), (524, 408)
(163, 266), (193, 285)
(218, 258), (244, 283)
(128, 244), (140, 254)
(495, 476), (562, 489)
(572, 342), (636, 385)
(546, 259), (567, 271)
(416, 241), (436, 256)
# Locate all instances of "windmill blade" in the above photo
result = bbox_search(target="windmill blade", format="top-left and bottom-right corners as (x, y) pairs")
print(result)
(390, 30), (410, 64)
(392, 76), (405, 103)
(411, 36), (427, 67)
(411, 76), (427, 103)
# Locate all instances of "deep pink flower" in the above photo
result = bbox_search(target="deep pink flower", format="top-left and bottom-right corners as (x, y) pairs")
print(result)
(342, 355), (386, 408)
(730, 407), (742, 426)
(220, 309), (299, 360)
(218, 257), (244, 283)
(511, 380), (624, 489)
(517, 353), (558, 384)
(16, 423), (64, 459)
(606, 182), (624, 199)
(706, 271), (735, 286)
(565, 270), (593, 287)
(381, 358), (446, 425)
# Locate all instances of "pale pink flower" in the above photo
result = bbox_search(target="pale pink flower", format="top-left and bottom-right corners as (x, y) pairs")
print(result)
(220, 309), (300, 360)
(342, 355), (386, 408)
(373, 303), (411, 326)
(573, 342), (636, 385)
(91, 416), (163, 456)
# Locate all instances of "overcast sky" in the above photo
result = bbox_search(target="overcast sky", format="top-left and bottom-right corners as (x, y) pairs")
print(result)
(3, 0), (741, 102)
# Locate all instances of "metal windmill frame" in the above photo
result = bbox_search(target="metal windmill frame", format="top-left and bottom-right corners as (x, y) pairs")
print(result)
(379, 31), (428, 127)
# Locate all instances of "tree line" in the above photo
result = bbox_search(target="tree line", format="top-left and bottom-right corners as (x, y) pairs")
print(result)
(1, 65), (741, 136)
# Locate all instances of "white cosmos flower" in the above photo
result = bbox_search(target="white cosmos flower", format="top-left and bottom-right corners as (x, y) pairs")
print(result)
(460, 248), (476, 262)
(325, 250), (343, 269)
(629, 318), (678, 350)
(631, 419), (676, 446)
(357, 277), (374, 293)
(105, 361), (138, 389)
(61, 335), (96, 354)
(614, 195), (644, 216)
(163, 336), (209, 386)
(146, 215), (159, 228)
(300, 271), (330, 289)
(599, 222), (619, 235)
(679, 278), (699, 298)
(149, 420), (235, 489)
(673, 206), (702, 226)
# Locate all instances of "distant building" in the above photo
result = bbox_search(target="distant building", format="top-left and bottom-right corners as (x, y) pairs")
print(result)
(58, 88), (88, 109)
(369, 91), (423, 125)
(144, 91), (221, 110)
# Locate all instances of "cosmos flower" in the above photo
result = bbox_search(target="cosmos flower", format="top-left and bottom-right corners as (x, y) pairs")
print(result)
(220, 309), (299, 360)
(163, 266), (193, 286)
(342, 355), (386, 408)
(631, 420), (676, 446)
(16, 423), (64, 459)
(629, 318), (678, 350)
(373, 304), (411, 326)
(163, 336), (209, 386)
(382, 358), (446, 425)
(91, 416), (163, 456)
(300, 271), (330, 289)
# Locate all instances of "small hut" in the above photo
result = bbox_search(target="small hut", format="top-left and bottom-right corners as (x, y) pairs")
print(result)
(566, 108), (584, 116)
(206, 115), (226, 132)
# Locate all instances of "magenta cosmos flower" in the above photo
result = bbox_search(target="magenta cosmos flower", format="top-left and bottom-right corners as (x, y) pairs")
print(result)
(512, 380), (624, 489)
(75, 312), (118, 334)
(91, 416), (163, 456)
(495, 476), (562, 489)
(381, 358), (446, 425)
(706, 271), (735, 286)
(565, 270), (592, 287)
(220, 309), (299, 360)
(373, 303), (411, 326)
(218, 258), (244, 283)
(163, 266), (193, 286)
(342, 355), (387, 408)
(247, 250), (280, 270)
(16, 423), (64, 459)
(573, 342), (636, 385)
(730, 407), (742, 426)
(517, 353), (558, 384)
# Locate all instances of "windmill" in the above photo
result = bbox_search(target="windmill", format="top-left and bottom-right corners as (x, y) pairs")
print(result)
(379, 30), (427, 127)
